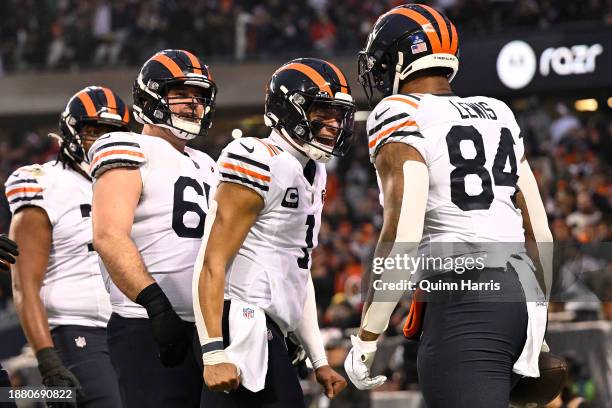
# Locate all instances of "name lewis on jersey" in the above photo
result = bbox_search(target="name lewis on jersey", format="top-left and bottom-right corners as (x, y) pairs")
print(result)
(449, 100), (498, 121)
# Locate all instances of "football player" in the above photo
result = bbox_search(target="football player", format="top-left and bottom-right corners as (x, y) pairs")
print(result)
(344, 4), (553, 408)
(194, 58), (355, 407)
(6, 86), (130, 407)
(88, 49), (219, 407)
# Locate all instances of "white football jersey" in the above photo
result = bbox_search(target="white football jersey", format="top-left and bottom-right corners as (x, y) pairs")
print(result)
(88, 132), (219, 321)
(5, 162), (111, 328)
(215, 132), (326, 333)
(368, 93), (525, 259)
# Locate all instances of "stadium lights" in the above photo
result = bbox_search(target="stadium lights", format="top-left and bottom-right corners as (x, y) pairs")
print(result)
(574, 98), (598, 112)
(355, 111), (371, 121)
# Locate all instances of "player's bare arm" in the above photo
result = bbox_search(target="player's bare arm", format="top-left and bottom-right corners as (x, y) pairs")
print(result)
(345, 141), (429, 391)
(92, 167), (153, 300)
(9, 207), (53, 351)
(197, 182), (263, 392)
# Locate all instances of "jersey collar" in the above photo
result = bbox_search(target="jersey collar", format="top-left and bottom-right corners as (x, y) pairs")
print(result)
(268, 130), (310, 167)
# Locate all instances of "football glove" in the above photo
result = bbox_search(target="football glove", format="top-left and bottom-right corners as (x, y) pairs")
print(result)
(0, 234), (18, 272)
(136, 282), (190, 367)
(36, 347), (84, 408)
(344, 335), (387, 390)
(286, 332), (309, 379)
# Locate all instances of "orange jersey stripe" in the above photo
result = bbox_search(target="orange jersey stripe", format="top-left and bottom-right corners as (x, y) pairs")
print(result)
(101, 87), (117, 114)
(368, 120), (417, 149)
(389, 8), (442, 53)
(385, 96), (419, 109)
(91, 149), (145, 168)
(220, 162), (271, 182)
(420, 5), (450, 53)
(254, 139), (274, 156)
(6, 187), (43, 198)
(268, 143), (280, 155)
(77, 91), (97, 117)
(276, 63), (334, 96)
(151, 54), (184, 78)
(326, 61), (349, 93)
(181, 50), (203, 75)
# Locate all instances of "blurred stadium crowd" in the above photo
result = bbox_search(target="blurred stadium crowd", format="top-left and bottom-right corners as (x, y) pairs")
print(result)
(1, 101), (610, 404)
(0, 0), (610, 73)
(0, 0), (611, 406)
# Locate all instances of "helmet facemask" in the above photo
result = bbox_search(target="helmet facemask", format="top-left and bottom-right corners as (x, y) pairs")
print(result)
(271, 91), (356, 163)
(358, 51), (393, 108)
(57, 109), (128, 165)
(134, 74), (216, 140)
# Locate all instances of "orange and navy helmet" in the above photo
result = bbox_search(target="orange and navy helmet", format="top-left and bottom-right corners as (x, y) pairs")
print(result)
(133, 49), (216, 140)
(58, 85), (130, 165)
(264, 58), (356, 163)
(358, 4), (459, 106)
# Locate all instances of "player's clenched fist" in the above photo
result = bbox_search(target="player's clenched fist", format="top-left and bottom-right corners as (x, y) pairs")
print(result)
(204, 362), (241, 392)
(315, 365), (347, 399)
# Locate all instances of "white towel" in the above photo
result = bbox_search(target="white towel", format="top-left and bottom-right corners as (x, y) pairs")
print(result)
(509, 253), (548, 377)
(225, 299), (269, 392)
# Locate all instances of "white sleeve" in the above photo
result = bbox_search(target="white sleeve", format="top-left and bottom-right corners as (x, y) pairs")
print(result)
(362, 161), (429, 334)
(88, 132), (146, 180)
(517, 159), (553, 295)
(295, 275), (328, 369)
(217, 138), (273, 203)
(367, 95), (424, 164)
(5, 165), (56, 224)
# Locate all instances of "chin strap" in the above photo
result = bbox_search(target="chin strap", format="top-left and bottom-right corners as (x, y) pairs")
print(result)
(302, 143), (331, 163)
(279, 128), (331, 163)
(392, 51), (405, 95)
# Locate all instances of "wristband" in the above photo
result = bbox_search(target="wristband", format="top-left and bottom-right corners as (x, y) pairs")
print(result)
(311, 357), (329, 370)
(201, 337), (232, 367)
(135, 282), (172, 317)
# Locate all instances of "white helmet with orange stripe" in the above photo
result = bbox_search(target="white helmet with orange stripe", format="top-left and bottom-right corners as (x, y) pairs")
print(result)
(264, 58), (356, 163)
(358, 4), (460, 106)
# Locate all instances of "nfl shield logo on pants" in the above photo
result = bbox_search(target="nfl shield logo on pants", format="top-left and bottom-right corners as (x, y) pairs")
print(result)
(74, 336), (87, 348)
(243, 308), (254, 319)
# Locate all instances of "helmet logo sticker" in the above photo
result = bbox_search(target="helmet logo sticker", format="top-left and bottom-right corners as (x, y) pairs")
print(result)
(411, 42), (428, 54)
(410, 33), (425, 44)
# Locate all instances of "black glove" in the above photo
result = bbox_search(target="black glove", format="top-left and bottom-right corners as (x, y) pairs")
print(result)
(286, 332), (309, 379)
(136, 282), (190, 367)
(36, 347), (84, 408)
(0, 234), (18, 272)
